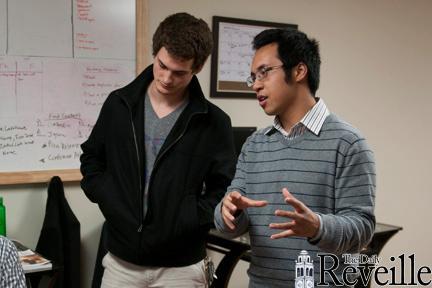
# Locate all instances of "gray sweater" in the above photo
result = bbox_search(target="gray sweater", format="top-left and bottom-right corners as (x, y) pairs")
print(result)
(214, 113), (376, 287)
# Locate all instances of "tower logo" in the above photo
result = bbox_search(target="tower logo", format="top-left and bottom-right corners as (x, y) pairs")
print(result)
(295, 250), (314, 288)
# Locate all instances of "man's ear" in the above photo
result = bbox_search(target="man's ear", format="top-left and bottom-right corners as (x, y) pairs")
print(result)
(294, 62), (308, 82)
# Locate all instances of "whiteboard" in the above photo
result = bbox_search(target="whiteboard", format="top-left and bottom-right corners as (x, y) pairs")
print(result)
(0, 56), (134, 172)
(74, 0), (135, 59)
(0, 0), (136, 178)
(8, 0), (73, 57)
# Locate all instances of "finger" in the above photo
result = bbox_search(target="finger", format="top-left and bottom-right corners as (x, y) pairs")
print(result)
(269, 221), (295, 230)
(270, 229), (296, 239)
(282, 188), (307, 212)
(274, 209), (297, 219)
(285, 197), (308, 212)
(229, 191), (246, 209)
(229, 191), (267, 210)
(282, 187), (291, 199)
(223, 216), (235, 230)
(224, 191), (245, 214)
(221, 211), (236, 230)
(241, 197), (268, 208)
(221, 203), (236, 222)
(223, 197), (238, 213)
(231, 191), (267, 208)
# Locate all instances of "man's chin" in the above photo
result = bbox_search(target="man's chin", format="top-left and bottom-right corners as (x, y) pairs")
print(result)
(262, 107), (276, 116)
(156, 86), (174, 96)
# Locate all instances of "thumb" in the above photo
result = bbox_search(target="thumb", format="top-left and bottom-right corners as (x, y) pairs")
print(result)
(230, 191), (243, 201)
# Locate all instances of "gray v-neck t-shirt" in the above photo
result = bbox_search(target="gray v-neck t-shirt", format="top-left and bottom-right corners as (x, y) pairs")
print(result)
(143, 91), (188, 216)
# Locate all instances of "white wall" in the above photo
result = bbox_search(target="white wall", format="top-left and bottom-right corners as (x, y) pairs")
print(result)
(1, 0), (431, 287)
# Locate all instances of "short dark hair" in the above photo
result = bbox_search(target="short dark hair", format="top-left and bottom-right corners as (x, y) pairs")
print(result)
(152, 13), (213, 72)
(253, 29), (321, 95)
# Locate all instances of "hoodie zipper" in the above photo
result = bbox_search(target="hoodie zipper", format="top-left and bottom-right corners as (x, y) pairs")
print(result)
(131, 120), (144, 233)
(122, 98), (144, 233)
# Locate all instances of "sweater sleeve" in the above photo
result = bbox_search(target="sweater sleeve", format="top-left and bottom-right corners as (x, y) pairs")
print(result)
(315, 136), (376, 254)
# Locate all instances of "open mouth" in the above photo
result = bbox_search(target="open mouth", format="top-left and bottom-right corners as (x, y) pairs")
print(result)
(257, 95), (268, 106)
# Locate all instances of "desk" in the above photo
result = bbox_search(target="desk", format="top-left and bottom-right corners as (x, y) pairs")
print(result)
(206, 222), (402, 288)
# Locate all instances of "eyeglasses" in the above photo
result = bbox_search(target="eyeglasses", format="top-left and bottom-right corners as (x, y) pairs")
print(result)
(246, 65), (284, 87)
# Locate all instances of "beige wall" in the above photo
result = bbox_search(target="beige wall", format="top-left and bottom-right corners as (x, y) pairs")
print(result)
(1, 0), (431, 287)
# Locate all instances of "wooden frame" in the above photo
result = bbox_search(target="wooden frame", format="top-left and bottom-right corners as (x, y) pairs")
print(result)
(136, 0), (149, 75)
(0, 0), (149, 185)
(210, 16), (297, 99)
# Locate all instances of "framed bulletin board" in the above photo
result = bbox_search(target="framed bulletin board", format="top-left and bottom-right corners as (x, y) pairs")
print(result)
(0, 0), (149, 185)
(210, 16), (297, 99)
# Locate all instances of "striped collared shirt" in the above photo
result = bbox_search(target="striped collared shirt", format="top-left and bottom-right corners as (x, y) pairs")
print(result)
(268, 98), (330, 139)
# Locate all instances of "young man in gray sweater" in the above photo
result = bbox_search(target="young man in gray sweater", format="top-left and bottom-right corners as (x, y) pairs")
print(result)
(214, 29), (376, 287)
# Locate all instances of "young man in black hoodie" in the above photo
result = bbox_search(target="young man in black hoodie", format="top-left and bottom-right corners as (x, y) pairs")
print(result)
(80, 13), (236, 287)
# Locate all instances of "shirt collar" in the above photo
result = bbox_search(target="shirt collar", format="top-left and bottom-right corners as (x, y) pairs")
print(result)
(265, 98), (330, 137)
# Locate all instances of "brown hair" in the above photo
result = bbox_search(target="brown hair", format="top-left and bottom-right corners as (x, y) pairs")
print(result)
(152, 13), (213, 72)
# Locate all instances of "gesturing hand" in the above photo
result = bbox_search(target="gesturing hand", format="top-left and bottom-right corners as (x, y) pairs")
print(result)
(269, 188), (320, 239)
(221, 191), (267, 230)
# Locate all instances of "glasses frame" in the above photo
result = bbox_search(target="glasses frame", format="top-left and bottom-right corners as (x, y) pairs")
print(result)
(209, 16), (297, 99)
(246, 64), (284, 87)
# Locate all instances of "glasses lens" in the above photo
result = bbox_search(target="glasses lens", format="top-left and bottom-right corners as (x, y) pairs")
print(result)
(246, 76), (254, 87)
(257, 68), (267, 80)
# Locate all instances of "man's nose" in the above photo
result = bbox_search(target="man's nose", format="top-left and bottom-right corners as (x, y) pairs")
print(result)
(161, 70), (173, 84)
(252, 79), (263, 92)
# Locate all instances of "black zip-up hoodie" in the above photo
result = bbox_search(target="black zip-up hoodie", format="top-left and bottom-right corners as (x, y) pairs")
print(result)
(80, 65), (236, 266)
